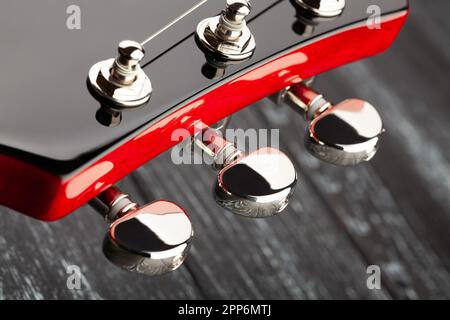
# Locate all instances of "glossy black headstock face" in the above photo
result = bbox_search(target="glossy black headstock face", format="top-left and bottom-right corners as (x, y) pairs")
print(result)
(0, 0), (407, 177)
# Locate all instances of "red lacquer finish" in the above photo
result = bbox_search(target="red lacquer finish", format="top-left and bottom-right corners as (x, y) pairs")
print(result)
(0, 11), (408, 221)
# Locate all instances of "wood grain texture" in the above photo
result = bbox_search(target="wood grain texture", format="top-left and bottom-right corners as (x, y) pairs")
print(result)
(0, 0), (449, 300)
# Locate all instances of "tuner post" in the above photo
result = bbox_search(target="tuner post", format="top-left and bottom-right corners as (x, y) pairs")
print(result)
(196, 0), (256, 61)
(217, 0), (251, 41)
(88, 40), (152, 109)
(272, 81), (384, 166)
(192, 126), (297, 218)
(111, 41), (146, 86)
(90, 186), (194, 276)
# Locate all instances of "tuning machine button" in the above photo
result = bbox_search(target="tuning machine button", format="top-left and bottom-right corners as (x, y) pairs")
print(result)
(90, 186), (193, 276)
(193, 127), (297, 218)
(196, 0), (256, 62)
(273, 82), (384, 166)
(88, 40), (152, 109)
(294, 0), (346, 18)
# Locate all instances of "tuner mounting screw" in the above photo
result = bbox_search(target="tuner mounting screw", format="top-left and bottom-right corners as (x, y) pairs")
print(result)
(196, 0), (256, 61)
(271, 81), (384, 166)
(192, 126), (297, 218)
(88, 40), (152, 109)
(90, 186), (193, 276)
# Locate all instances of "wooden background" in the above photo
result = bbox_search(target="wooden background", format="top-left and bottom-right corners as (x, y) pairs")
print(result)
(0, 0), (449, 299)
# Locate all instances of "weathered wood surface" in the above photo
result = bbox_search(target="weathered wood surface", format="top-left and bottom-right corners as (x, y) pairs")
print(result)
(0, 0), (449, 299)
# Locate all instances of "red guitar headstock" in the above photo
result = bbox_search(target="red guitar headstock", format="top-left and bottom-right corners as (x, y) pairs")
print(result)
(0, 0), (408, 274)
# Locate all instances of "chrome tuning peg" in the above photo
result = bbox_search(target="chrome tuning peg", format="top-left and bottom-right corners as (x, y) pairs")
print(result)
(193, 126), (297, 218)
(196, 0), (256, 61)
(88, 40), (152, 109)
(273, 82), (384, 166)
(90, 186), (193, 275)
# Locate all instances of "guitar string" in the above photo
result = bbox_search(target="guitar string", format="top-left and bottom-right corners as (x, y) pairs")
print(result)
(140, 0), (208, 46)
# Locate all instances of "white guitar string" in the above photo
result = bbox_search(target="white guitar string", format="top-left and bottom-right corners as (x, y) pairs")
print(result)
(140, 0), (208, 46)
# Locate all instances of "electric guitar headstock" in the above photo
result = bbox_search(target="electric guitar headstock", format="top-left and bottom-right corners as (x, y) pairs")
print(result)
(0, 0), (408, 275)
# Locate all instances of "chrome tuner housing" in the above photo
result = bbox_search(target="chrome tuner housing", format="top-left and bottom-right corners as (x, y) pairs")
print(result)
(196, 0), (256, 61)
(295, 0), (346, 18)
(91, 187), (193, 276)
(88, 40), (152, 109)
(214, 147), (297, 218)
(306, 99), (383, 166)
(272, 81), (384, 166)
(193, 127), (297, 218)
